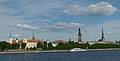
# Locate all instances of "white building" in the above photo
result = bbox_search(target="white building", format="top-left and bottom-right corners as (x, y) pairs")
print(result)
(25, 41), (37, 49)
(23, 39), (38, 49)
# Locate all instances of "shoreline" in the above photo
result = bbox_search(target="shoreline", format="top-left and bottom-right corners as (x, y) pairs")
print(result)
(0, 48), (120, 54)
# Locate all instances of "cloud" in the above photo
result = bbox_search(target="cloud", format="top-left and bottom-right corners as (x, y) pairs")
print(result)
(54, 22), (82, 29)
(14, 24), (38, 30)
(38, 22), (83, 32)
(13, 34), (19, 37)
(87, 2), (117, 15)
(64, 2), (117, 15)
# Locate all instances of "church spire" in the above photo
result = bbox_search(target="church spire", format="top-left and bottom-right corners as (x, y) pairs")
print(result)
(78, 27), (82, 42)
(9, 29), (13, 42)
(101, 27), (105, 41)
(32, 25), (35, 40)
(9, 29), (12, 38)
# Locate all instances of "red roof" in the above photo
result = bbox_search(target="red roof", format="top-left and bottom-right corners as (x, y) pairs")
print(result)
(10, 40), (17, 44)
(27, 40), (42, 43)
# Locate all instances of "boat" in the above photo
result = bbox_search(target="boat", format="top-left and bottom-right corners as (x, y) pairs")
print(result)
(70, 48), (87, 52)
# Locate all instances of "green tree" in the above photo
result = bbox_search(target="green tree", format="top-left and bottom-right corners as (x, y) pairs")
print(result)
(11, 43), (19, 49)
(0, 41), (10, 51)
(21, 43), (26, 49)
(48, 42), (54, 49)
(37, 42), (43, 48)
(42, 41), (48, 50)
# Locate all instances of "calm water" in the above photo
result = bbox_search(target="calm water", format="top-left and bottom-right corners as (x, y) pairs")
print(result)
(0, 50), (120, 61)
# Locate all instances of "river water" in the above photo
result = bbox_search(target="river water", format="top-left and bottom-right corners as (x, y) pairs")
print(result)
(0, 50), (120, 61)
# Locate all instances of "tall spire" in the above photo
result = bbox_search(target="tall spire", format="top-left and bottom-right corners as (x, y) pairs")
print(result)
(32, 25), (35, 40)
(9, 29), (12, 38)
(69, 37), (71, 42)
(101, 27), (105, 41)
(9, 29), (13, 42)
(78, 27), (82, 42)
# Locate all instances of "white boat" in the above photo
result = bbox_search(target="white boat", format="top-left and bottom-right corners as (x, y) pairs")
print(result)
(70, 48), (87, 52)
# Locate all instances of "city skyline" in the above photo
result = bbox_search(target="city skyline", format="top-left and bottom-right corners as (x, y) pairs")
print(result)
(0, 0), (120, 41)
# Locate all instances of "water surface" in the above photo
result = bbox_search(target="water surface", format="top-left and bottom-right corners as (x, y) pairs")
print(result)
(0, 50), (120, 61)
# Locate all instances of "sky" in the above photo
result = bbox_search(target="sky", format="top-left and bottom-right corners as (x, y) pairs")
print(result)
(0, 0), (120, 41)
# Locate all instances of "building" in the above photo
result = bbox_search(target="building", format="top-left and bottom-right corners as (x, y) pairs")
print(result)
(22, 36), (42, 49)
(7, 30), (18, 44)
(24, 29), (42, 49)
(78, 27), (82, 42)
(7, 28), (44, 49)
(87, 27), (114, 45)
(98, 27), (105, 42)
(53, 40), (64, 44)
(25, 39), (38, 49)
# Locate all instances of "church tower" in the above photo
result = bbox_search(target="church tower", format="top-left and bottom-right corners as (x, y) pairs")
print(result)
(101, 27), (105, 41)
(78, 27), (82, 42)
(99, 27), (105, 42)
(9, 29), (12, 39)
(32, 28), (35, 40)
(9, 29), (13, 44)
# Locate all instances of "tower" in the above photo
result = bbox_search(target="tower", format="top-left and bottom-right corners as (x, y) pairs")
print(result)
(69, 37), (71, 42)
(78, 27), (82, 42)
(99, 27), (105, 42)
(9, 29), (12, 39)
(32, 26), (35, 40)
(32, 28), (35, 40)
(101, 27), (105, 41)
(9, 29), (12, 41)
(9, 29), (13, 44)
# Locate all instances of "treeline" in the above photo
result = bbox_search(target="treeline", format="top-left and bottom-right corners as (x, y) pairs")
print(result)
(37, 41), (120, 50)
(1, 41), (120, 51)
(0, 41), (26, 51)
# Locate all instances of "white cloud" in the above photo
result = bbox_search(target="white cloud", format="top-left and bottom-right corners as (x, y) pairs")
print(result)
(15, 24), (38, 30)
(54, 22), (82, 29)
(42, 22), (83, 31)
(87, 2), (117, 15)
(14, 34), (19, 37)
(64, 2), (117, 15)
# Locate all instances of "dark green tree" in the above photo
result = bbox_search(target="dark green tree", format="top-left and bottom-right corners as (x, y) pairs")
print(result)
(37, 42), (43, 48)
(21, 43), (26, 49)
(0, 41), (10, 51)
(11, 43), (19, 49)
(42, 41), (48, 50)
(48, 42), (54, 49)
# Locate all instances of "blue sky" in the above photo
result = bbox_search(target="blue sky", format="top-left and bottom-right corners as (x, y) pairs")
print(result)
(0, 0), (120, 41)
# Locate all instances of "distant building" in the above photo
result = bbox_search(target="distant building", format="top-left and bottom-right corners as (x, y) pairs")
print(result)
(24, 29), (42, 49)
(24, 39), (38, 49)
(98, 27), (105, 42)
(53, 40), (64, 44)
(7, 30), (18, 44)
(88, 41), (113, 45)
(7, 29), (42, 49)
(78, 27), (82, 42)
(23, 37), (42, 49)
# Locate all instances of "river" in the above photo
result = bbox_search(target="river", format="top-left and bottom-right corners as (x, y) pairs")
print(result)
(0, 50), (120, 61)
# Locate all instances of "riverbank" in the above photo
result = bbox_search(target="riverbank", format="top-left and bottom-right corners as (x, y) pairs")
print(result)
(0, 49), (70, 54)
(0, 48), (120, 54)
(87, 48), (120, 51)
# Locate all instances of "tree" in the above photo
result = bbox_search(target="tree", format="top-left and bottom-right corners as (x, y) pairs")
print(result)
(48, 42), (54, 49)
(21, 43), (26, 49)
(0, 41), (10, 51)
(43, 41), (47, 47)
(11, 43), (19, 49)
(37, 42), (43, 48)
(42, 41), (48, 50)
